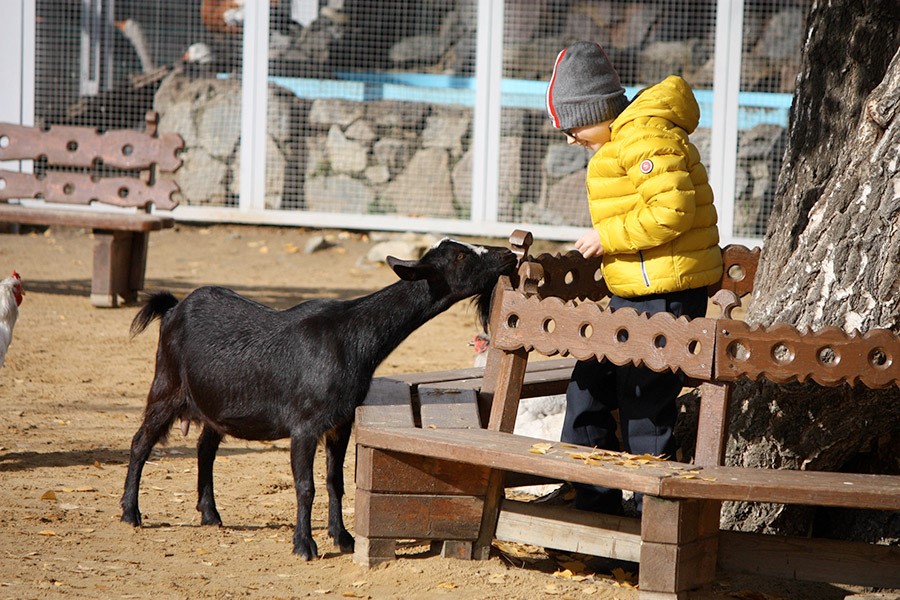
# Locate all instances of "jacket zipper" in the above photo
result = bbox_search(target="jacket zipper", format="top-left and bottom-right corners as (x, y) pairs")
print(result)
(638, 250), (651, 287)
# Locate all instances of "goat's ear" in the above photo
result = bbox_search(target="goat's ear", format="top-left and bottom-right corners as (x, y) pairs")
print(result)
(387, 255), (435, 281)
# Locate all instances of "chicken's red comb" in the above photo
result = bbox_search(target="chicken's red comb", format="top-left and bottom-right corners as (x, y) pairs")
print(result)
(12, 271), (21, 280)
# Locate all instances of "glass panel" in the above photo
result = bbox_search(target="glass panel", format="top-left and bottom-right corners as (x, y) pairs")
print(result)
(733, 0), (809, 239)
(34, 0), (240, 208)
(267, 1), (479, 217)
(500, 0), (719, 229)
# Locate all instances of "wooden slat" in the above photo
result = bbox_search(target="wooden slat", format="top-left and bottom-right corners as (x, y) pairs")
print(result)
(354, 489), (483, 539)
(0, 205), (173, 231)
(356, 427), (670, 496)
(660, 465), (900, 510)
(494, 499), (642, 563)
(0, 121), (183, 171)
(386, 357), (576, 386)
(639, 536), (719, 593)
(0, 171), (180, 210)
(418, 386), (480, 429)
(357, 378), (415, 428)
(693, 381), (731, 466)
(718, 529), (900, 588)
(355, 446), (489, 495)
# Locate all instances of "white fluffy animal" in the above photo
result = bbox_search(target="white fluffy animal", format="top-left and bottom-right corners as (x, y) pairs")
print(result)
(0, 271), (24, 368)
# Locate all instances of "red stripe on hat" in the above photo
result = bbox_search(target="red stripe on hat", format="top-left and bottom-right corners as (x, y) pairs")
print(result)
(546, 47), (567, 129)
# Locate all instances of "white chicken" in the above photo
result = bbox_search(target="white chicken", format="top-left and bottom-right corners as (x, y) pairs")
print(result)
(0, 271), (24, 368)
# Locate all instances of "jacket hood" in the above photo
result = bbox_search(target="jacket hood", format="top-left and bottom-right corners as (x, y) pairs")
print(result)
(615, 75), (700, 134)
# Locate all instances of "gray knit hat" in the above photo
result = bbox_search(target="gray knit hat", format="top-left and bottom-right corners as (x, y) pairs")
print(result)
(546, 41), (629, 130)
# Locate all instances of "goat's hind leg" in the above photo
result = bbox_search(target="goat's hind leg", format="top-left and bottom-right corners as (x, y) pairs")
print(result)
(121, 383), (181, 526)
(196, 425), (224, 526)
(289, 432), (319, 560)
(325, 420), (354, 553)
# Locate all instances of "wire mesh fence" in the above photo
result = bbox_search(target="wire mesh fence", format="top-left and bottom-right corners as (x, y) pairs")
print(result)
(24, 0), (809, 241)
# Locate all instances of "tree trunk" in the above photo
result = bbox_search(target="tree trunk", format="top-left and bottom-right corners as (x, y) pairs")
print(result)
(720, 0), (900, 541)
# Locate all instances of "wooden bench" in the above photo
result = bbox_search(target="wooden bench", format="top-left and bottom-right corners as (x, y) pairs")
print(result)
(0, 111), (183, 307)
(354, 231), (900, 599)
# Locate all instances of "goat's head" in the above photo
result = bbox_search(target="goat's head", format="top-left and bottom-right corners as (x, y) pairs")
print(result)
(387, 239), (517, 330)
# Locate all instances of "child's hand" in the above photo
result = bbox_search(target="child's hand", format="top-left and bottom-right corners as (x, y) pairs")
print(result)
(575, 229), (604, 258)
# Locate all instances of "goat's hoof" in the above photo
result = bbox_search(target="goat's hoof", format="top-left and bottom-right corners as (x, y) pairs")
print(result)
(293, 538), (319, 561)
(121, 511), (142, 527)
(334, 530), (354, 553)
(200, 513), (223, 527)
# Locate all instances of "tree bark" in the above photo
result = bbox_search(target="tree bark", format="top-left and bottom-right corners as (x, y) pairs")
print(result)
(720, 0), (900, 540)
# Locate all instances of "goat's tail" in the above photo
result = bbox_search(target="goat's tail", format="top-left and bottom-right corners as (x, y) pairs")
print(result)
(130, 291), (179, 337)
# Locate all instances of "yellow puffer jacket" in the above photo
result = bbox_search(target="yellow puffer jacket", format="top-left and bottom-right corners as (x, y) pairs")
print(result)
(587, 75), (722, 298)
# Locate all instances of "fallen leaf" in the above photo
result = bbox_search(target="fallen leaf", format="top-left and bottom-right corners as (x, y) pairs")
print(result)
(436, 582), (457, 589)
(38, 530), (56, 536)
(529, 442), (554, 454)
(610, 567), (637, 587)
(41, 491), (57, 501)
(558, 560), (586, 573)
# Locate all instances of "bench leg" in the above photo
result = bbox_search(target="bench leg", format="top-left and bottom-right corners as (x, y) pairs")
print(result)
(91, 230), (149, 307)
(353, 536), (397, 567)
(638, 497), (721, 599)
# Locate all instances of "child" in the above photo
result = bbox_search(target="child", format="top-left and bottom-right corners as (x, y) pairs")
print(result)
(545, 41), (723, 514)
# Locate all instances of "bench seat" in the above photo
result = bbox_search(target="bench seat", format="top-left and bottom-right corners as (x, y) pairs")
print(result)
(356, 425), (900, 512)
(0, 204), (174, 232)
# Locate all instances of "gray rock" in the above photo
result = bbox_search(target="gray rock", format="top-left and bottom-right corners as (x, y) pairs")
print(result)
(422, 107), (471, 160)
(326, 125), (368, 174)
(372, 138), (414, 176)
(379, 147), (456, 218)
(366, 101), (430, 130)
(309, 98), (365, 128)
(303, 174), (373, 213)
(365, 164), (391, 184)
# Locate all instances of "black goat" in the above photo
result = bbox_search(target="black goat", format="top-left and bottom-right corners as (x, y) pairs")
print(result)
(121, 239), (517, 559)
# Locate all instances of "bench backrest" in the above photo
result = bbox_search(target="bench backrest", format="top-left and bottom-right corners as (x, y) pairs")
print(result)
(0, 111), (183, 212)
(490, 230), (900, 390)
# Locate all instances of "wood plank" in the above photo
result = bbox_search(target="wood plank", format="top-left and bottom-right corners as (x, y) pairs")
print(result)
(494, 499), (642, 563)
(660, 465), (900, 510)
(718, 530), (900, 588)
(355, 446), (489, 495)
(418, 386), (480, 429)
(356, 426), (670, 495)
(0, 205), (172, 231)
(639, 536), (719, 593)
(693, 381), (731, 466)
(386, 357), (576, 386)
(640, 496), (721, 545)
(352, 536), (397, 568)
(354, 489), (482, 539)
(356, 378), (415, 428)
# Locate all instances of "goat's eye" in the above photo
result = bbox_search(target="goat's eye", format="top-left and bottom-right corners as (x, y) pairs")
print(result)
(456, 252), (466, 262)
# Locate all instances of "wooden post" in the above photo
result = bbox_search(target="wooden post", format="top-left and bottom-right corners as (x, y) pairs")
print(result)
(694, 381), (732, 467)
(91, 229), (133, 307)
(638, 496), (721, 599)
(472, 346), (529, 559)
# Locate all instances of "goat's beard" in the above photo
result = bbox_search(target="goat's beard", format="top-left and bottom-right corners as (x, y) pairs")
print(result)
(472, 287), (496, 333)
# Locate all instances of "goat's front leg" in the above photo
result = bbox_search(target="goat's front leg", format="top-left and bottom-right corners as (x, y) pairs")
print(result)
(325, 420), (354, 553)
(196, 425), (224, 526)
(290, 432), (319, 559)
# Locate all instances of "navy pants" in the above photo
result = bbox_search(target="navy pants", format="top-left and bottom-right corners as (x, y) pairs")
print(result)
(561, 286), (709, 513)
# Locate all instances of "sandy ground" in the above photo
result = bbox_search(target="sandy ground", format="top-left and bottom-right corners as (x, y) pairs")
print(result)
(0, 223), (876, 600)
